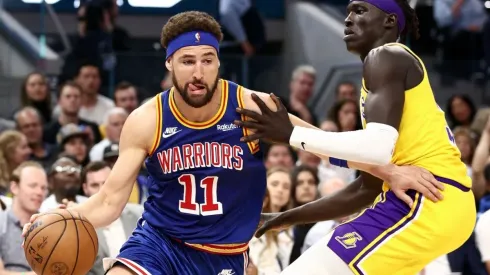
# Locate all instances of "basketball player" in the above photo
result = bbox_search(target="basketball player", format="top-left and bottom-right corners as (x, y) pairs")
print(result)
(234, 0), (476, 274)
(23, 11), (443, 275)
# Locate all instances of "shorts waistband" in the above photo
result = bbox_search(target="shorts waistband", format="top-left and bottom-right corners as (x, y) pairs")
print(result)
(434, 175), (470, 192)
(172, 238), (249, 255)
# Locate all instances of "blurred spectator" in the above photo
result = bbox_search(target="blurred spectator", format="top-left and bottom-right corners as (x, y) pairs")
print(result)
(99, 0), (131, 52)
(41, 156), (86, 212)
(302, 177), (347, 253)
(264, 144), (295, 170)
(476, 208), (490, 273)
(446, 95), (476, 129)
(219, 0), (266, 56)
(266, 167), (292, 212)
(14, 107), (58, 171)
(19, 72), (52, 123)
(45, 81), (101, 144)
(246, 260), (259, 275)
(319, 120), (339, 132)
(103, 143), (119, 167)
(79, 161), (143, 274)
(282, 66), (317, 125)
(57, 124), (90, 166)
(327, 99), (361, 132)
(296, 151), (321, 169)
(0, 131), (31, 194)
(249, 188), (293, 274)
(0, 161), (47, 274)
(453, 127), (475, 176)
(160, 72), (173, 92)
(0, 118), (15, 134)
(335, 81), (357, 101)
(471, 117), (490, 201)
(288, 165), (319, 264)
(54, 64), (114, 125)
(114, 82), (139, 114)
(90, 107), (128, 161)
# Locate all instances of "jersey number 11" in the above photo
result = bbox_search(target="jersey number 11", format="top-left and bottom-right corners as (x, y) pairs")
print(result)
(178, 174), (223, 216)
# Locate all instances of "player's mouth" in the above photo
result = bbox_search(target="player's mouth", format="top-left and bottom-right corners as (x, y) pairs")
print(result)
(343, 28), (355, 40)
(188, 83), (206, 96)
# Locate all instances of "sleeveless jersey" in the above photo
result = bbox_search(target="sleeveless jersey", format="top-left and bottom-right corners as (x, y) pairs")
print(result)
(143, 79), (267, 247)
(359, 43), (471, 189)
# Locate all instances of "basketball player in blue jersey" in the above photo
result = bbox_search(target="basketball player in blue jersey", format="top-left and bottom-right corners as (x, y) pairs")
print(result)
(22, 11), (444, 275)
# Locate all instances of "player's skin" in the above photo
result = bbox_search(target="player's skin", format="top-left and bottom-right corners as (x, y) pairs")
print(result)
(236, 1), (439, 236)
(21, 36), (439, 274)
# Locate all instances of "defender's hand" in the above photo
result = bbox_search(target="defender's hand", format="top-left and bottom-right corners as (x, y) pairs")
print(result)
(387, 165), (444, 206)
(255, 212), (291, 238)
(235, 93), (293, 144)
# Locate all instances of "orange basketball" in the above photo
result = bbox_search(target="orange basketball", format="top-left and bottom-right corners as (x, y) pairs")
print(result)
(23, 209), (98, 275)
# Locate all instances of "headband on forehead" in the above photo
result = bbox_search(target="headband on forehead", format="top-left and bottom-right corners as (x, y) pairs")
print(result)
(165, 31), (219, 60)
(356, 0), (406, 34)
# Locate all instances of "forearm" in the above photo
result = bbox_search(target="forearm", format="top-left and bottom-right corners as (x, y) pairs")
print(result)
(472, 133), (489, 173)
(70, 189), (123, 229)
(280, 176), (379, 225)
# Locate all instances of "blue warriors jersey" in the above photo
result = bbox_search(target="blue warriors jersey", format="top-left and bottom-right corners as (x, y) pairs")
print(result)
(143, 79), (266, 254)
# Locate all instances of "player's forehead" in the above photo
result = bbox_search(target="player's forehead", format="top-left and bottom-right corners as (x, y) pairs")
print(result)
(347, 1), (372, 11)
(173, 45), (217, 59)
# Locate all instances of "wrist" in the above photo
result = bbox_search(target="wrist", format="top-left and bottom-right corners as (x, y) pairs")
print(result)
(371, 163), (396, 182)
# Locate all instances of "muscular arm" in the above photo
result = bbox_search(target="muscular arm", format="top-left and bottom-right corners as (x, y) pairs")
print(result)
(70, 100), (157, 228)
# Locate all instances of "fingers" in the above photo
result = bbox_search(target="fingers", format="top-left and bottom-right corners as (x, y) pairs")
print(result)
(240, 133), (262, 143)
(255, 226), (266, 238)
(234, 120), (264, 131)
(422, 173), (445, 191)
(251, 93), (272, 114)
(22, 223), (31, 238)
(29, 213), (40, 223)
(418, 178), (443, 201)
(394, 190), (414, 207)
(236, 108), (262, 122)
(414, 181), (439, 202)
(270, 93), (284, 111)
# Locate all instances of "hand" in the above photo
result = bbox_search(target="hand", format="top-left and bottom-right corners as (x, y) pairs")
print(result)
(246, 259), (258, 275)
(387, 165), (444, 206)
(255, 212), (291, 238)
(235, 93), (293, 144)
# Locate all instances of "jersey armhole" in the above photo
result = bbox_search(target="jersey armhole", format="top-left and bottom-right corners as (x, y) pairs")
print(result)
(148, 93), (163, 156)
(237, 86), (260, 154)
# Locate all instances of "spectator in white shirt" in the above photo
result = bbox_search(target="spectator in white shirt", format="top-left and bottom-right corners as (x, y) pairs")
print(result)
(89, 107), (128, 161)
(476, 209), (490, 273)
(80, 161), (143, 274)
(53, 64), (114, 124)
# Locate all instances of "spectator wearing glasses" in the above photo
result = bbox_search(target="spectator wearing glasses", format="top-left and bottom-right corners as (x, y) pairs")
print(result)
(40, 156), (86, 212)
(0, 161), (47, 274)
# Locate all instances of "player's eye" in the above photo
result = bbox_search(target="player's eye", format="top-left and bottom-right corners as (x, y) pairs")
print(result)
(183, 60), (195, 65)
(355, 8), (365, 14)
(203, 59), (213, 65)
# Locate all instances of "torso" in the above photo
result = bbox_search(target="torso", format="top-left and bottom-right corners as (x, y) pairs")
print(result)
(359, 43), (471, 189)
(143, 79), (267, 245)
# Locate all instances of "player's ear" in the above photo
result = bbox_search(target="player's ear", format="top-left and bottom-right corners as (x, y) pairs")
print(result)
(10, 181), (19, 196)
(165, 58), (173, 72)
(385, 14), (397, 29)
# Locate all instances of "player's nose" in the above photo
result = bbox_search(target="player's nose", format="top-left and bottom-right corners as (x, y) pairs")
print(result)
(344, 13), (354, 27)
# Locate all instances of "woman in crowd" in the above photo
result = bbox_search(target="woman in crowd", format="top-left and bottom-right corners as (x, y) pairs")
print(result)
(288, 165), (320, 264)
(249, 170), (293, 274)
(454, 127), (476, 177)
(0, 131), (31, 194)
(446, 95), (476, 130)
(327, 99), (361, 132)
(19, 72), (52, 123)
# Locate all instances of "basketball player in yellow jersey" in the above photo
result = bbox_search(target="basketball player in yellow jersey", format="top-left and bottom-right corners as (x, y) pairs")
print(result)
(234, 0), (476, 274)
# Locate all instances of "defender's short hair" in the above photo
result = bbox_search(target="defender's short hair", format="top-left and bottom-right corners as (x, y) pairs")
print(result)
(161, 11), (223, 49)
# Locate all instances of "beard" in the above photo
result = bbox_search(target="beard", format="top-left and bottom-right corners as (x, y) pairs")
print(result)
(172, 72), (220, 108)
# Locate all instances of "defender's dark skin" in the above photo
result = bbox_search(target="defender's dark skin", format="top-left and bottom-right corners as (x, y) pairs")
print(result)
(235, 0), (426, 235)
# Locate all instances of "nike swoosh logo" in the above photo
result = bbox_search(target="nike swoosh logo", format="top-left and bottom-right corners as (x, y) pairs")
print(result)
(301, 142), (306, 150)
(162, 130), (182, 138)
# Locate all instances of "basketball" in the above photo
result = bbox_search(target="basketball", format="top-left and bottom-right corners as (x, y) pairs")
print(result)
(23, 209), (98, 275)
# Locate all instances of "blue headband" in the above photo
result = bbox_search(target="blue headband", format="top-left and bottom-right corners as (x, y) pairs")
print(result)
(165, 31), (219, 60)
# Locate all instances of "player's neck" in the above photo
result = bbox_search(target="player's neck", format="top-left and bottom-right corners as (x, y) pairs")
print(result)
(173, 85), (222, 123)
(360, 37), (398, 62)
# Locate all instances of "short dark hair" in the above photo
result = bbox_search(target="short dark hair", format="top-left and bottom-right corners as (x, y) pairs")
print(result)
(58, 81), (83, 98)
(160, 11), (223, 49)
(115, 81), (135, 91)
(81, 161), (111, 183)
(76, 62), (100, 77)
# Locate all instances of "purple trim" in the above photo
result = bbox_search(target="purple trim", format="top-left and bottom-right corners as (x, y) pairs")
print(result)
(352, 192), (422, 274)
(165, 31), (219, 60)
(434, 175), (470, 192)
(357, 0), (406, 33)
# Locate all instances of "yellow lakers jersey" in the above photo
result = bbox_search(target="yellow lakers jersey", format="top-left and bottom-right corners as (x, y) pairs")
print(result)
(359, 43), (471, 188)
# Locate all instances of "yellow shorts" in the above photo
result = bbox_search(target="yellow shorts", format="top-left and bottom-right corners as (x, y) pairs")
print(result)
(327, 176), (476, 275)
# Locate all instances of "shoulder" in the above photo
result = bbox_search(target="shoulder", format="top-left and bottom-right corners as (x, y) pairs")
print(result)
(98, 95), (115, 106)
(120, 97), (160, 151)
(240, 88), (279, 113)
(365, 44), (414, 71)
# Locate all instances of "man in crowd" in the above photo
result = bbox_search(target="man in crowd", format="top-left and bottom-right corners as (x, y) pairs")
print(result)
(44, 81), (101, 144)
(80, 161), (143, 274)
(335, 81), (357, 101)
(14, 107), (58, 170)
(283, 65), (317, 125)
(0, 161), (47, 274)
(90, 107), (128, 161)
(40, 156), (86, 212)
(113, 82), (139, 114)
